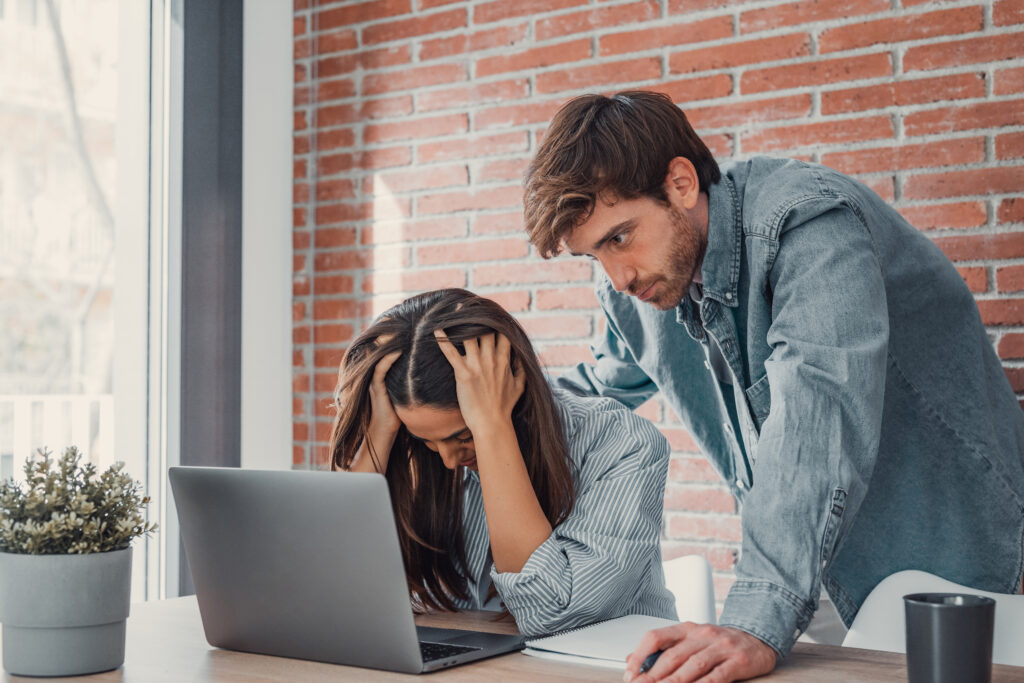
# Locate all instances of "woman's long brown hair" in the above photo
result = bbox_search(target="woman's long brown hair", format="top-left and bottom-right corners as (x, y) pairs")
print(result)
(329, 289), (576, 612)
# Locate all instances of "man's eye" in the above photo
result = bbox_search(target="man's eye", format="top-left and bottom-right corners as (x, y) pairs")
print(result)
(611, 231), (628, 245)
(455, 435), (474, 443)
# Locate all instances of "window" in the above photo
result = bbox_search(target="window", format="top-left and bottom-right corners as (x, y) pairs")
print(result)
(0, 0), (156, 597)
(0, 0), (289, 602)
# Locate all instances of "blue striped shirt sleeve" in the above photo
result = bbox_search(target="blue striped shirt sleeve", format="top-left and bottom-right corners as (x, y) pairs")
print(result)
(487, 393), (675, 636)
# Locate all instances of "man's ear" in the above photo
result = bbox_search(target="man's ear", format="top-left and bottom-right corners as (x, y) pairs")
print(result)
(665, 156), (700, 210)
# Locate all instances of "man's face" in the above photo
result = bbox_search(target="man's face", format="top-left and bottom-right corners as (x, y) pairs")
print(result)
(563, 194), (707, 311)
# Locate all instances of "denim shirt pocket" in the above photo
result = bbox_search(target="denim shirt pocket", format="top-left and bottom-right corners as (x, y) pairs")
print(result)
(744, 373), (772, 430)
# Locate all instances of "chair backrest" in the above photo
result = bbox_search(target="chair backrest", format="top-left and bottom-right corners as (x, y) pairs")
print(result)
(662, 555), (717, 625)
(842, 569), (1024, 667)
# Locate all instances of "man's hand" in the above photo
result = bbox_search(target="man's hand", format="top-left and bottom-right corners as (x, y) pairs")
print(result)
(623, 623), (777, 683)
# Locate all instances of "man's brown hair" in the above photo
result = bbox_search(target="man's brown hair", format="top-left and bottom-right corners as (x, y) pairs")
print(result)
(523, 90), (721, 258)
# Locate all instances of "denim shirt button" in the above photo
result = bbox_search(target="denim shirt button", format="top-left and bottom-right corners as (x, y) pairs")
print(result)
(725, 292), (733, 300)
(704, 360), (712, 371)
(736, 479), (747, 491)
(723, 421), (733, 434)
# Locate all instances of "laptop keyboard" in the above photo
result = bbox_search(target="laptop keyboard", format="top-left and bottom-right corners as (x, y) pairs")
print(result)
(419, 640), (481, 662)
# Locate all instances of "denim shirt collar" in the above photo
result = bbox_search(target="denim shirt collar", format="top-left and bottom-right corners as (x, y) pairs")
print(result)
(700, 175), (743, 308)
(676, 176), (742, 326)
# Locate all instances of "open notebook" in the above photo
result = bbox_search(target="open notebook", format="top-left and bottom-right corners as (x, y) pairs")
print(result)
(523, 615), (680, 669)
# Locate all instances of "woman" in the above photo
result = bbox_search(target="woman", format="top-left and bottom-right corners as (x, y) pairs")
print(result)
(331, 289), (674, 636)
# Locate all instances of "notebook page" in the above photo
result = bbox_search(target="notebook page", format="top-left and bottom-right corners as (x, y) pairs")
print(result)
(524, 614), (679, 662)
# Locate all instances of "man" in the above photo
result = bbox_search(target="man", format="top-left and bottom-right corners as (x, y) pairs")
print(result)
(523, 90), (1024, 682)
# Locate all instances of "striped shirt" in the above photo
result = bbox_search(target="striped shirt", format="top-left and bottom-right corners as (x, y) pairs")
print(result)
(450, 387), (676, 637)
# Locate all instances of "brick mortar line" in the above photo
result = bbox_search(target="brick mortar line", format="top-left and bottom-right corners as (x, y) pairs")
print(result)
(297, 131), (1023, 171)
(303, 206), (1023, 239)
(301, 0), (998, 50)
(303, 213), (1024, 248)
(298, 77), (1022, 125)
(297, 66), (1024, 126)
(299, 141), (1023, 188)
(294, 78), (1023, 133)
(299, 20), (1023, 71)
(303, 254), (1024, 274)
(298, 36), (1024, 87)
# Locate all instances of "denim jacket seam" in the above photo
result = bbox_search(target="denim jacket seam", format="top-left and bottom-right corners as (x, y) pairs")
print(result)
(889, 351), (1024, 593)
(754, 193), (819, 280)
(726, 177), (743, 303)
(823, 577), (858, 626)
(727, 579), (809, 616)
(889, 353), (1024, 525)
(703, 177), (743, 308)
(762, 190), (868, 243)
(761, 193), (817, 242)
(818, 487), (847, 559)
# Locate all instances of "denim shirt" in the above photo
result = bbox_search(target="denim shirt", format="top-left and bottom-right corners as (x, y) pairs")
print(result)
(557, 157), (1024, 657)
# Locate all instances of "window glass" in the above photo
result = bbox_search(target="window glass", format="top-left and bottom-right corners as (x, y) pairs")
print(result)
(0, 0), (147, 497)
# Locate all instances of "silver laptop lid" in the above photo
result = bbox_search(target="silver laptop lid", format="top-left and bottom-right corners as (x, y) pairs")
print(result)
(168, 467), (424, 673)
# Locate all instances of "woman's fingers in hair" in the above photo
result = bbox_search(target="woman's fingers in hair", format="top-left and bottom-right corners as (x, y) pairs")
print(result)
(474, 333), (500, 367)
(498, 334), (526, 400)
(462, 335), (482, 365)
(433, 329), (466, 371)
(368, 350), (403, 439)
(496, 332), (511, 361)
(374, 350), (402, 380)
(434, 330), (508, 372)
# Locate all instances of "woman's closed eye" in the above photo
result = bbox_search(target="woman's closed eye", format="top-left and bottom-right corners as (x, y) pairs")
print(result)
(408, 430), (474, 445)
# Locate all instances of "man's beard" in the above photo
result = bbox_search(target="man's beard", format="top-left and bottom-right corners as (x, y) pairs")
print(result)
(632, 206), (705, 311)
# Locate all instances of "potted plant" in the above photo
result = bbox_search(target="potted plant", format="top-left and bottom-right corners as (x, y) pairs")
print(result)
(0, 446), (156, 676)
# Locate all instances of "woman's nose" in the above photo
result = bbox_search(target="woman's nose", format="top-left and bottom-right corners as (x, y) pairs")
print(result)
(437, 443), (461, 470)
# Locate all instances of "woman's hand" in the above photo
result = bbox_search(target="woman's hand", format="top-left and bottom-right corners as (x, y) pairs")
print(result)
(367, 349), (402, 438)
(349, 348), (401, 474)
(435, 329), (548, 574)
(433, 331), (525, 436)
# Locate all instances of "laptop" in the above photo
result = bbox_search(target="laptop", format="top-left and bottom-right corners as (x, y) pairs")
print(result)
(168, 466), (525, 674)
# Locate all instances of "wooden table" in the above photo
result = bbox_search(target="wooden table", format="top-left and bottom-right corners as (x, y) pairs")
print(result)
(3, 597), (1024, 681)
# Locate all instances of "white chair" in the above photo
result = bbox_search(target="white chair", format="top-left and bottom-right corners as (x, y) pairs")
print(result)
(662, 555), (717, 624)
(842, 569), (1024, 667)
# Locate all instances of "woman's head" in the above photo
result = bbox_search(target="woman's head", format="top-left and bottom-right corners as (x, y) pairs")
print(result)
(352, 289), (536, 471)
(329, 289), (575, 611)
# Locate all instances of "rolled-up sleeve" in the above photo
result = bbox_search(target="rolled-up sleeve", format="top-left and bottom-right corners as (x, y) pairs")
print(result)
(718, 205), (888, 656)
(490, 404), (671, 636)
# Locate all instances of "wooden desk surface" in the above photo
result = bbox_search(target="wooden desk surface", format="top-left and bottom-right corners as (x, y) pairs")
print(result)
(3, 597), (1024, 682)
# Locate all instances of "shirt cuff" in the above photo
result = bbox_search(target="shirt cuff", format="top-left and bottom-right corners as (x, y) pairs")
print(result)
(717, 580), (816, 658)
(489, 532), (567, 614)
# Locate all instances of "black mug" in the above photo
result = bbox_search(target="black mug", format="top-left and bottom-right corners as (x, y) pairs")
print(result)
(904, 593), (995, 683)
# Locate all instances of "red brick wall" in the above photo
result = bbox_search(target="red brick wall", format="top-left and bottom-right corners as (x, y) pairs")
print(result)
(292, 0), (1024, 602)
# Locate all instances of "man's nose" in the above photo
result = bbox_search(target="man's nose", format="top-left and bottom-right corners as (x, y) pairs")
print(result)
(600, 256), (634, 293)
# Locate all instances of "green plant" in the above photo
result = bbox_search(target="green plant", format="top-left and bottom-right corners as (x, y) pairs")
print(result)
(0, 447), (157, 554)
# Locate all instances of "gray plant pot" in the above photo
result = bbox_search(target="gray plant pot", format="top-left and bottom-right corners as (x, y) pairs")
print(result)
(0, 547), (132, 676)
